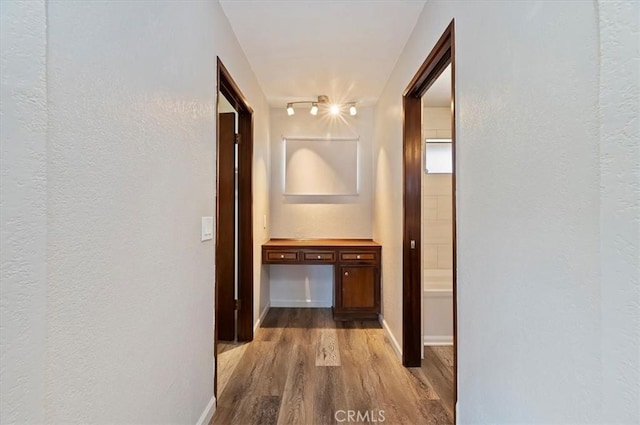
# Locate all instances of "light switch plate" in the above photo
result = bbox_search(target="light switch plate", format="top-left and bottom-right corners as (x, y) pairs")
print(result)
(201, 217), (213, 241)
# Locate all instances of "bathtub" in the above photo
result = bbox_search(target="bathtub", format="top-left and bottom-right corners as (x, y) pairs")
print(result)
(423, 269), (453, 346)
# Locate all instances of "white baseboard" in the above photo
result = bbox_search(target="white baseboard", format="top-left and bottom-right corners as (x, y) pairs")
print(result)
(379, 315), (402, 360)
(196, 395), (216, 425)
(270, 299), (332, 308)
(423, 335), (454, 346)
(254, 304), (270, 333)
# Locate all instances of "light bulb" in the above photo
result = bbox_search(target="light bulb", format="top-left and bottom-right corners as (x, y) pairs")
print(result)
(330, 104), (340, 115)
(310, 103), (318, 116)
(349, 104), (357, 116)
(286, 104), (295, 116)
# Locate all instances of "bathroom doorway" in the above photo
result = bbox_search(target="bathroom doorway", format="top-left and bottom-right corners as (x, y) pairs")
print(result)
(401, 20), (457, 420)
(420, 62), (455, 418)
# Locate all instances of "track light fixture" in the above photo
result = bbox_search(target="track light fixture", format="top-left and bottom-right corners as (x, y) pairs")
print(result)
(284, 95), (358, 117)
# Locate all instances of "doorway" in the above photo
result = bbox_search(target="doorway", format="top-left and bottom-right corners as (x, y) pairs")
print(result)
(214, 58), (254, 398)
(402, 19), (457, 419)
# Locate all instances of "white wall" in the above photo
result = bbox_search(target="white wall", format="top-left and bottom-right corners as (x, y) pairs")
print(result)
(423, 107), (453, 274)
(373, 0), (639, 423)
(1, 1), (270, 423)
(270, 107), (374, 238)
(422, 107), (454, 345)
(423, 288), (453, 345)
(269, 107), (374, 306)
(599, 1), (640, 422)
(423, 106), (452, 140)
(0, 1), (48, 422)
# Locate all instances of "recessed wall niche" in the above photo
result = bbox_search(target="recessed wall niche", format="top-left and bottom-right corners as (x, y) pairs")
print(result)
(283, 137), (359, 196)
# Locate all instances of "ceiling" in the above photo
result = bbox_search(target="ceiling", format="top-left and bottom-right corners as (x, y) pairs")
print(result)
(220, 0), (427, 107)
(423, 64), (451, 107)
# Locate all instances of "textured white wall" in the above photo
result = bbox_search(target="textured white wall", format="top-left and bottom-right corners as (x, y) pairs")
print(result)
(0, 1), (48, 422)
(599, 1), (640, 422)
(1, 0), (270, 423)
(373, 0), (639, 423)
(268, 107), (374, 307)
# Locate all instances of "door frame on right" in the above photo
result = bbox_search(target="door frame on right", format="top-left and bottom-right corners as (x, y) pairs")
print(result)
(401, 18), (457, 417)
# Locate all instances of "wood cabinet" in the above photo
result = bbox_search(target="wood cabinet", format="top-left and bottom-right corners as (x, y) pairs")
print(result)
(334, 265), (380, 320)
(262, 239), (381, 320)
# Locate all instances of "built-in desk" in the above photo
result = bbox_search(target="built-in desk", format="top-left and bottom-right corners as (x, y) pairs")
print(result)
(262, 239), (381, 320)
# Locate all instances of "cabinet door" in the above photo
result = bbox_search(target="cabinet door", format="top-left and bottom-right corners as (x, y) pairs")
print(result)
(340, 266), (376, 309)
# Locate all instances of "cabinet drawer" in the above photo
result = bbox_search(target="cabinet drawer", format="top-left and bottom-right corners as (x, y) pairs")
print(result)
(303, 251), (335, 262)
(340, 252), (377, 262)
(266, 250), (299, 262)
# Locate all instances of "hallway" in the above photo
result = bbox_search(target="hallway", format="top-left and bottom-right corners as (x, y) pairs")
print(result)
(211, 308), (453, 425)
(2, 1), (638, 423)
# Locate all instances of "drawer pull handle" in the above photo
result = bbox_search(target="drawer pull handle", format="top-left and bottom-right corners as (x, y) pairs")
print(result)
(280, 254), (284, 259)
(356, 255), (361, 259)
(345, 271), (349, 276)
(317, 255), (321, 259)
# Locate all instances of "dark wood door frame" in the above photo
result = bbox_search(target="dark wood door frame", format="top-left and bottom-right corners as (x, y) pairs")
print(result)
(214, 57), (254, 398)
(402, 18), (457, 415)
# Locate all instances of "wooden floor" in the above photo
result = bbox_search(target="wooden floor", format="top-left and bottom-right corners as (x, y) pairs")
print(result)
(211, 308), (454, 425)
(421, 346), (455, 419)
(217, 341), (249, 396)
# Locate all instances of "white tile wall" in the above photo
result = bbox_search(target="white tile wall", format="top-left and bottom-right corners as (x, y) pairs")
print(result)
(437, 195), (452, 220)
(423, 174), (452, 195)
(437, 244), (453, 269)
(423, 219), (453, 245)
(424, 195), (438, 219)
(423, 107), (452, 138)
(424, 129), (438, 139)
(422, 107), (453, 284)
(424, 245), (438, 269)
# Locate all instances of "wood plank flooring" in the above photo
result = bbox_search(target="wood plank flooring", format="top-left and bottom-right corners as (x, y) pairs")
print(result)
(211, 308), (453, 425)
(217, 341), (249, 396)
(421, 346), (455, 419)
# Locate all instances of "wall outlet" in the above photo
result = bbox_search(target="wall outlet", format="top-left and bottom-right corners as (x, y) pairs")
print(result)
(201, 217), (213, 241)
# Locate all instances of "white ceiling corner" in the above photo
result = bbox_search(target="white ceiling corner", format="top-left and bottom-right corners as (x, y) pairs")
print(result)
(220, 0), (427, 107)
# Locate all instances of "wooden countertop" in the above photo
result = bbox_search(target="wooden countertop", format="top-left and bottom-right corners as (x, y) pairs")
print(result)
(263, 238), (380, 247)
